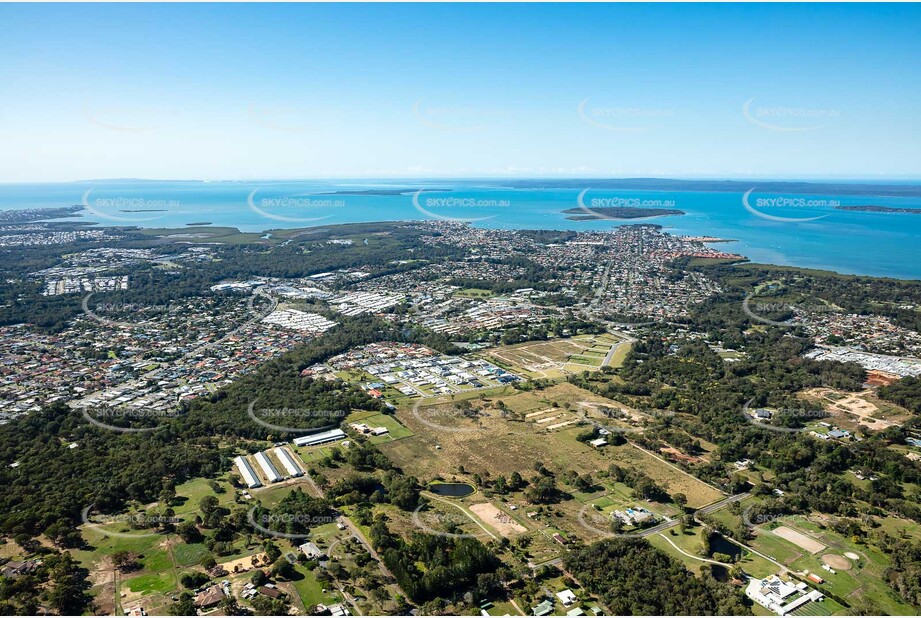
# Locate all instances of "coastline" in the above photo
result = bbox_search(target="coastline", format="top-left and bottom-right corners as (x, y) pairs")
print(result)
(5, 179), (920, 280)
(25, 216), (916, 283)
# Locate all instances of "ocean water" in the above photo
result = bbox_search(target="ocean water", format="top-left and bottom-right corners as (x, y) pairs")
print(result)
(1, 179), (919, 280)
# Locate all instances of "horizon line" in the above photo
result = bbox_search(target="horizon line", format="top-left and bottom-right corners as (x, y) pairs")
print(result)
(2, 175), (921, 186)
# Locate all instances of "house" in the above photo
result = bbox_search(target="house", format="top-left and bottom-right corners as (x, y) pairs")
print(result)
(566, 609), (586, 617)
(552, 533), (567, 545)
(0, 559), (41, 579)
(745, 575), (824, 615)
(589, 437), (607, 448)
(193, 584), (225, 608)
(556, 589), (578, 606)
(258, 585), (283, 599)
(613, 506), (656, 526)
(299, 542), (325, 560)
(532, 600), (554, 616)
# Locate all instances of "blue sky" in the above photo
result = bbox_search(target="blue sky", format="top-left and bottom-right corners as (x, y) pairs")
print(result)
(0, 3), (918, 182)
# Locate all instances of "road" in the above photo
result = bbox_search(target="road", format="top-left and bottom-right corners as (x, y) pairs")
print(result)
(657, 533), (733, 567)
(632, 491), (751, 538)
(297, 466), (408, 604)
(697, 492), (750, 516)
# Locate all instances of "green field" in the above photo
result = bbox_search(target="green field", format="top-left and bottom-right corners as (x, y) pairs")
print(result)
(747, 516), (919, 615)
(348, 410), (414, 442)
(291, 563), (341, 608)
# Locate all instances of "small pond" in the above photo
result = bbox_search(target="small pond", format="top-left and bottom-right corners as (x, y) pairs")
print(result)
(428, 482), (475, 497)
(711, 533), (743, 560)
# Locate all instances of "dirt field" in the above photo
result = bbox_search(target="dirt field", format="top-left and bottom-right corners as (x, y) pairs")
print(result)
(469, 503), (527, 536)
(772, 526), (826, 553)
(219, 551), (267, 574)
(821, 553), (852, 570)
(802, 387), (911, 430)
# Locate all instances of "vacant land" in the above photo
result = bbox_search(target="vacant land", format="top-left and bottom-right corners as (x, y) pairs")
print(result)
(380, 381), (722, 559)
(484, 333), (629, 379)
(470, 502), (527, 536)
(800, 387), (912, 431)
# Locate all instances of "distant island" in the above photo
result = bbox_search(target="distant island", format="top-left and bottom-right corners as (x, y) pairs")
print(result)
(187, 221), (212, 226)
(319, 188), (452, 196)
(563, 206), (685, 220)
(508, 178), (921, 198)
(837, 205), (921, 214)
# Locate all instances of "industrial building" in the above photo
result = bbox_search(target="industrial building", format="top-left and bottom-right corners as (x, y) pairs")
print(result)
(293, 428), (347, 447)
(273, 446), (304, 477)
(234, 455), (262, 489)
(254, 451), (283, 483)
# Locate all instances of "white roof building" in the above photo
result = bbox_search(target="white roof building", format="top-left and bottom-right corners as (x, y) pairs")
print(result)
(234, 456), (262, 489)
(254, 451), (283, 483)
(273, 446), (304, 477)
(293, 428), (347, 447)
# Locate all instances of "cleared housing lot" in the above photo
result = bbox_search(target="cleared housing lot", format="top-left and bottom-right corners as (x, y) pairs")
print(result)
(484, 333), (631, 379)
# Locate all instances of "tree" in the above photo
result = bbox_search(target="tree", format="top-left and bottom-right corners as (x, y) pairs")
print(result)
(263, 540), (281, 563)
(271, 558), (295, 580)
(251, 569), (268, 586)
(199, 495), (219, 516)
(167, 592), (197, 616)
(180, 571), (210, 589)
(177, 521), (203, 543)
(673, 493), (688, 510)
